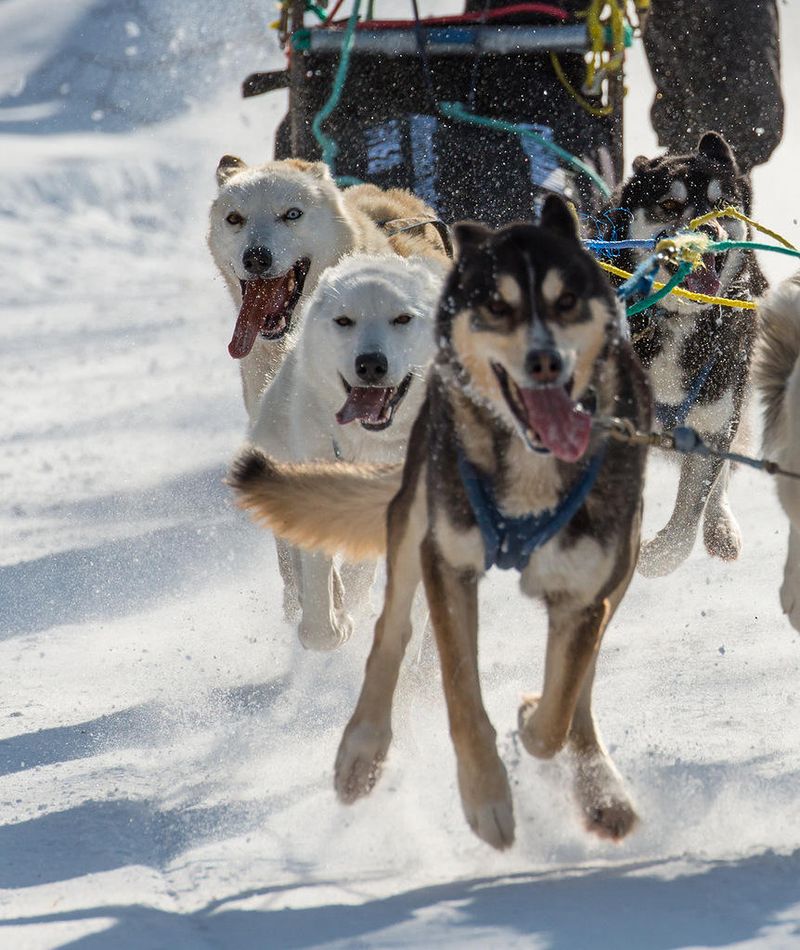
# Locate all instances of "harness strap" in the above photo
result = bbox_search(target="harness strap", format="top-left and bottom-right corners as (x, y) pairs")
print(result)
(381, 216), (454, 259)
(457, 446), (607, 572)
(654, 346), (721, 431)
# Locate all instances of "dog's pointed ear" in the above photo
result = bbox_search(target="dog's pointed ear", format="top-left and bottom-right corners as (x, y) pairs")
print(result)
(698, 131), (737, 169)
(540, 194), (580, 243)
(216, 155), (247, 186)
(452, 221), (492, 259)
(283, 158), (332, 180)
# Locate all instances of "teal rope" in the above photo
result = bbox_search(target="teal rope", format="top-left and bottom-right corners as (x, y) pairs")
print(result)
(707, 240), (800, 260)
(438, 101), (613, 199)
(311, 0), (363, 184)
(626, 262), (692, 316)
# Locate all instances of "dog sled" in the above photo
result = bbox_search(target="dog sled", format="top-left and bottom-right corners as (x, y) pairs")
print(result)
(242, 1), (642, 225)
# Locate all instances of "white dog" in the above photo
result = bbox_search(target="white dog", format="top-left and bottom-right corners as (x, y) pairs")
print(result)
(247, 253), (444, 649)
(753, 271), (800, 629)
(208, 156), (447, 420)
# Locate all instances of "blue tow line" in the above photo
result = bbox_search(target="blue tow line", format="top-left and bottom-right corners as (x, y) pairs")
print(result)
(457, 446), (606, 572)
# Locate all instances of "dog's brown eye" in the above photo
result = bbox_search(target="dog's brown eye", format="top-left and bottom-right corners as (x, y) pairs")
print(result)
(487, 298), (512, 317)
(555, 292), (577, 311)
(659, 199), (684, 213)
(334, 315), (354, 327)
(226, 211), (244, 226)
(392, 313), (412, 326)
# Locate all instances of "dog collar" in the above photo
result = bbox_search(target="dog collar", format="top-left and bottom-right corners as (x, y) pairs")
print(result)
(457, 446), (607, 573)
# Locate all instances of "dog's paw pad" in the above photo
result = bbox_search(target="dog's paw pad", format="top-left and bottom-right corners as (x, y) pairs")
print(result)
(583, 798), (638, 841)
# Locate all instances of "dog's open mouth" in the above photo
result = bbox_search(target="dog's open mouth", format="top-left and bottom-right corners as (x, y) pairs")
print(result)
(492, 363), (592, 462)
(336, 373), (413, 431)
(683, 251), (723, 297)
(228, 258), (311, 359)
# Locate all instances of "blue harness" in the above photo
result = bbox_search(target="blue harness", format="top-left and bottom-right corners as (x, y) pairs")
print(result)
(457, 448), (607, 573)
(654, 346), (721, 431)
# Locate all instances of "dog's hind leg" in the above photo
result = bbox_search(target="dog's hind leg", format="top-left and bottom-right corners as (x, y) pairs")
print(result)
(422, 536), (514, 850)
(334, 474), (427, 804)
(780, 525), (800, 631)
(702, 460), (743, 561)
(638, 453), (725, 577)
(275, 538), (301, 623)
(296, 550), (353, 651)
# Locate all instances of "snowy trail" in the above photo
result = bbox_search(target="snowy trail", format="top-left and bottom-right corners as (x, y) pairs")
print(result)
(2, 2), (800, 947)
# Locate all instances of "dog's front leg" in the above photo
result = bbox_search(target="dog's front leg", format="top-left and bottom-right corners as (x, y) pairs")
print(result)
(518, 594), (609, 761)
(335, 479), (426, 804)
(295, 549), (353, 650)
(275, 538), (301, 623)
(422, 535), (514, 850)
(638, 452), (725, 577)
(702, 459), (742, 561)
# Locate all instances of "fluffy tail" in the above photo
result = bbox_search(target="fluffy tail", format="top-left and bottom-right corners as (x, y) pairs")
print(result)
(228, 448), (403, 560)
(753, 272), (800, 450)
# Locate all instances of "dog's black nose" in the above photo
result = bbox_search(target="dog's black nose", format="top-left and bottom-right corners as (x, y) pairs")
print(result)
(355, 351), (388, 384)
(242, 246), (272, 276)
(526, 348), (563, 385)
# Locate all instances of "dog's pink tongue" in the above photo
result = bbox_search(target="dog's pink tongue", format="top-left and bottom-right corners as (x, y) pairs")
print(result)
(336, 387), (391, 425)
(684, 254), (721, 297)
(519, 387), (592, 462)
(228, 277), (291, 359)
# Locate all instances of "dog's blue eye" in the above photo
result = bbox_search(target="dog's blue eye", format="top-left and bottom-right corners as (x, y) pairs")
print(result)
(334, 316), (354, 327)
(284, 207), (303, 221)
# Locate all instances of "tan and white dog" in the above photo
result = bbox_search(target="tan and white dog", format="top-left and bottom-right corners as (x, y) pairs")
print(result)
(208, 156), (447, 419)
(754, 271), (800, 630)
(248, 252), (443, 649)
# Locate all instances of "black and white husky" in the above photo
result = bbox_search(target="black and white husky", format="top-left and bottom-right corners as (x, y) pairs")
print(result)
(607, 132), (766, 577)
(230, 196), (651, 847)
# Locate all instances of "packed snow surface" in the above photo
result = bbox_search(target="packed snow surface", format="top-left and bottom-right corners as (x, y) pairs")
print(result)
(2, 2), (800, 947)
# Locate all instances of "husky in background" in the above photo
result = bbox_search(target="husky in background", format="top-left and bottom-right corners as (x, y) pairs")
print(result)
(607, 132), (765, 577)
(231, 196), (651, 847)
(208, 156), (448, 419)
(247, 253), (443, 650)
(754, 271), (800, 630)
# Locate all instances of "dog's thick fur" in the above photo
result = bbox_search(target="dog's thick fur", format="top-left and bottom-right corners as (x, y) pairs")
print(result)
(208, 156), (448, 419)
(248, 253), (443, 649)
(605, 132), (765, 577)
(754, 271), (800, 629)
(231, 195), (651, 848)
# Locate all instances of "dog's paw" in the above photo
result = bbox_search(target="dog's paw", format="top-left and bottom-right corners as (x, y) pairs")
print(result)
(637, 530), (692, 578)
(298, 614), (353, 651)
(517, 695), (566, 760)
(334, 720), (391, 804)
(582, 795), (639, 841)
(457, 758), (515, 850)
(573, 752), (638, 842)
(703, 510), (742, 561)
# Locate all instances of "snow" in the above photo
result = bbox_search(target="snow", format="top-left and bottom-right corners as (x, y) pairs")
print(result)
(1, 2), (800, 947)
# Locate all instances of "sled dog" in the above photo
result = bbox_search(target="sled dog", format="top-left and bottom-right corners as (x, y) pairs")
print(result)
(208, 156), (448, 419)
(754, 271), (800, 630)
(231, 196), (651, 847)
(249, 252), (443, 650)
(606, 132), (765, 577)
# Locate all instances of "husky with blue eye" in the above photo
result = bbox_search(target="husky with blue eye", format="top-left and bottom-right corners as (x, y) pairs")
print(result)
(230, 195), (651, 848)
(605, 132), (766, 577)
